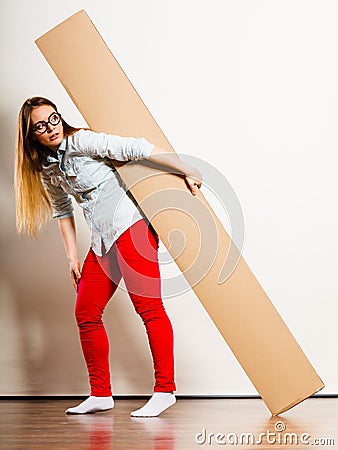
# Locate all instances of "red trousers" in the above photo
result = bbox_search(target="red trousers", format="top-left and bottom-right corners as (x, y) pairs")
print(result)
(75, 218), (176, 396)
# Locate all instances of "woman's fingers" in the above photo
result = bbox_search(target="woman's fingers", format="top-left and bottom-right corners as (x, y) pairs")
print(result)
(70, 261), (82, 292)
(185, 175), (202, 196)
(71, 270), (78, 291)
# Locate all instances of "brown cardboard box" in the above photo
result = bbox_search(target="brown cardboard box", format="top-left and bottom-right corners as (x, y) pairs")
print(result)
(35, 10), (324, 415)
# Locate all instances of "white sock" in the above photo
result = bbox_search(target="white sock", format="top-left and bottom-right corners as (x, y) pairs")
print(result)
(65, 396), (114, 414)
(130, 392), (176, 417)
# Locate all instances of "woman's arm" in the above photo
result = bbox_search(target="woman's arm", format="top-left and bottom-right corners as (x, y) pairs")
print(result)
(58, 215), (81, 292)
(77, 130), (202, 195)
(148, 145), (203, 196)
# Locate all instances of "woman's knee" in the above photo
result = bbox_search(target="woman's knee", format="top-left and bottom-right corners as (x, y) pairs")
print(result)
(75, 297), (103, 328)
(133, 298), (168, 322)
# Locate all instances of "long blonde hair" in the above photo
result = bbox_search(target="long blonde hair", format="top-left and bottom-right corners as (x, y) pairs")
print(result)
(14, 97), (81, 239)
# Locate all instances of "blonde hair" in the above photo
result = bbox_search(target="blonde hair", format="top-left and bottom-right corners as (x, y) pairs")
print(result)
(14, 97), (81, 239)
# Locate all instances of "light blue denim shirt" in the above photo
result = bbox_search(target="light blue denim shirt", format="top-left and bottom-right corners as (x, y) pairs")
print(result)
(39, 129), (154, 256)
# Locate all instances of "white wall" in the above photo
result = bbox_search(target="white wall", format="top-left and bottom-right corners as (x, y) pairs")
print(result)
(1, 0), (337, 395)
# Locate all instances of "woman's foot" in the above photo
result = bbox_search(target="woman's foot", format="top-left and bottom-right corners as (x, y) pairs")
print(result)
(130, 392), (176, 417)
(65, 396), (114, 414)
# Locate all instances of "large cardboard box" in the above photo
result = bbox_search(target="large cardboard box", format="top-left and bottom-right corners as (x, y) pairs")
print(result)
(35, 10), (324, 415)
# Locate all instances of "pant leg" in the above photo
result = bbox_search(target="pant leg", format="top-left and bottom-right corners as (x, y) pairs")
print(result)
(115, 219), (176, 392)
(75, 247), (122, 396)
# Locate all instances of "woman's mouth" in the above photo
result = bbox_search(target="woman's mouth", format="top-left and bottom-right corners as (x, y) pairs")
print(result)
(49, 133), (59, 141)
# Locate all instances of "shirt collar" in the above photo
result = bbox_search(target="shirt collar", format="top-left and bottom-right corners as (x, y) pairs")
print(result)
(44, 138), (66, 163)
(58, 136), (67, 152)
(45, 153), (59, 163)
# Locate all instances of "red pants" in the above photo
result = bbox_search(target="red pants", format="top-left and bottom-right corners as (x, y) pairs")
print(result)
(75, 218), (176, 396)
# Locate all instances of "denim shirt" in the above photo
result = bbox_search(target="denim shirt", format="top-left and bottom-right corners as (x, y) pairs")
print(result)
(39, 129), (154, 256)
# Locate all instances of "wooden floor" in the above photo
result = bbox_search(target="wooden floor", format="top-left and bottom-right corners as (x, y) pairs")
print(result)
(0, 397), (337, 449)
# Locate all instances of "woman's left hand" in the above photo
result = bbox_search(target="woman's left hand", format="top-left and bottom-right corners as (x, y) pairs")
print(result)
(185, 169), (203, 196)
(148, 146), (202, 195)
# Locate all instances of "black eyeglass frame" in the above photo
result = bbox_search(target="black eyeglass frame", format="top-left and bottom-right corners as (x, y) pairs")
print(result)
(31, 112), (62, 135)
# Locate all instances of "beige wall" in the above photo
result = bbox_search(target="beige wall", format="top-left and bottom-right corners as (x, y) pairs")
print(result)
(1, 0), (337, 395)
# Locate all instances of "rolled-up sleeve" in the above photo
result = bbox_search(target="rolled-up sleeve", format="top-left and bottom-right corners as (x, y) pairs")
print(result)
(40, 173), (74, 219)
(76, 129), (154, 161)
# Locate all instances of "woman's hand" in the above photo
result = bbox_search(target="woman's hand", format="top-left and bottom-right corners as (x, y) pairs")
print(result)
(57, 217), (81, 292)
(69, 258), (82, 292)
(184, 168), (203, 196)
(148, 146), (203, 196)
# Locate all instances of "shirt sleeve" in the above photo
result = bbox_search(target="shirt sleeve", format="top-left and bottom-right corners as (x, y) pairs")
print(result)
(75, 129), (154, 161)
(40, 172), (74, 219)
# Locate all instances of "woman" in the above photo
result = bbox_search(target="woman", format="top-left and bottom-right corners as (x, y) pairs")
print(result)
(14, 97), (202, 417)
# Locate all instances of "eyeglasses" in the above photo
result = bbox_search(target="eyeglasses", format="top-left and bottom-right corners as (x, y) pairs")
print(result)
(32, 112), (62, 134)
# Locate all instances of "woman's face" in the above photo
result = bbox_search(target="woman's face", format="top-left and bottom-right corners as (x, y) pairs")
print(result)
(30, 104), (64, 152)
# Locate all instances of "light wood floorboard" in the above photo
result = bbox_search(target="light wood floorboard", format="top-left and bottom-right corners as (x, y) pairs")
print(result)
(0, 397), (337, 449)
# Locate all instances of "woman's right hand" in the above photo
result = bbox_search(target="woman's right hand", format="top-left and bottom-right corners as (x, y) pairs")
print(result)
(69, 259), (82, 292)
